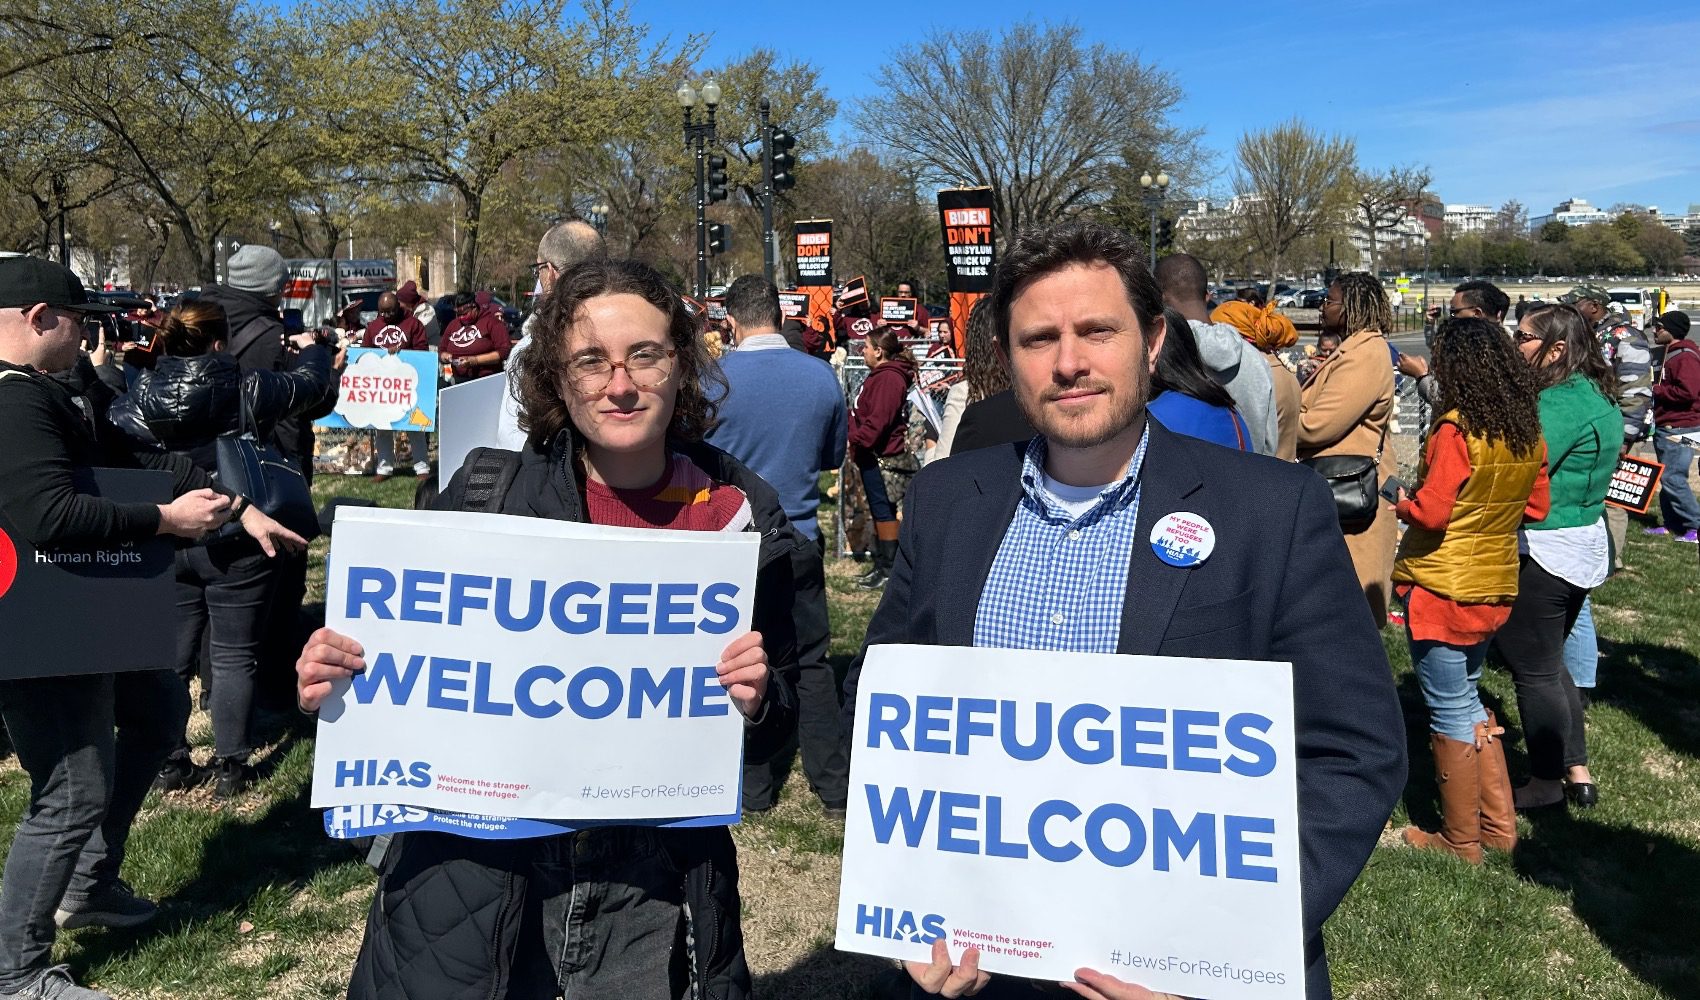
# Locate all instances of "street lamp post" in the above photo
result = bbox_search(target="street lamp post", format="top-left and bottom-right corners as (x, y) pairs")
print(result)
(269, 219), (281, 248)
(590, 201), (610, 237)
(1422, 234), (1432, 318)
(1139, 170), (1170, 270)
(678, 78), (721, 299)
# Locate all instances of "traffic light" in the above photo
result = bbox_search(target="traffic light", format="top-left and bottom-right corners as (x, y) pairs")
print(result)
(706, 155), (728, 204)
(769, 129), (796, 191)
(1158, 218), (1174, 250)
(707, 223), (729, 256)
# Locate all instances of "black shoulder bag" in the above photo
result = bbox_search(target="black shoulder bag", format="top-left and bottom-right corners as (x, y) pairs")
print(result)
(211, 395), (320, 543)
(1301, 420), (1389, 531)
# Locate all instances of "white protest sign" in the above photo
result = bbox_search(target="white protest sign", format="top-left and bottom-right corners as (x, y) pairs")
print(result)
(435, 372), (512, 484)
(311, 506), (757, 823)
(835, 644), (1303, 999)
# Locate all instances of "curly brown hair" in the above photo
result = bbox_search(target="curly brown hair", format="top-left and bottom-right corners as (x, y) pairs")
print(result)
(1430, 317), (1543, 456)
(1520, 303), (1616, 400)
(962, 298), (1008, 403)
(1330, 272), (1392, 339)
(512, 258), (726, 452)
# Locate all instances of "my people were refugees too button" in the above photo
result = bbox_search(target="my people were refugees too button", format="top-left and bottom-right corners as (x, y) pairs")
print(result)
(1149, 512), (1215, 568)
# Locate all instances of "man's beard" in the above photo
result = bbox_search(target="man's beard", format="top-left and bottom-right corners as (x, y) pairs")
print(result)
(1014, 343), (1151, 451)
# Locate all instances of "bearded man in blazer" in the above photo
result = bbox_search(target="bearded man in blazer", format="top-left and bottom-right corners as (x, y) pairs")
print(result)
(842, 221), (1406, 1000)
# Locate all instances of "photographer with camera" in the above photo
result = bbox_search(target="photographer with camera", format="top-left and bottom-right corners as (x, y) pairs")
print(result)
(0, 257), (300, 1000)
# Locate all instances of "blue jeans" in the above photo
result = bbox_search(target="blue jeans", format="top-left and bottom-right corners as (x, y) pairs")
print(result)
(1563, 597), (1598, 689)
(1653, 430), (1699, 534)
(1407, 634), (1490, 744)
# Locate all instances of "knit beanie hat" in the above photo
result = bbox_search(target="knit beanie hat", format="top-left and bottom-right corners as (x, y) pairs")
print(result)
(226, 245), (287, 296)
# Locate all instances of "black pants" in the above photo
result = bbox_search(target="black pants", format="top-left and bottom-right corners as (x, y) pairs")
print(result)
(1495, 556), (1589, 781)
(742, 535), (848, 810)
(174, 542), (273, 760)
(257, 548), (310, 713)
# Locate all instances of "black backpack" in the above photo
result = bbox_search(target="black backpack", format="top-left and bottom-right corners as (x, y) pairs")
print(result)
(455, 447), (524, 513)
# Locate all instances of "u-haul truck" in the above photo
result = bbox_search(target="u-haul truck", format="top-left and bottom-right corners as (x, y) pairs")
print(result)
(282, 258), (396, 330)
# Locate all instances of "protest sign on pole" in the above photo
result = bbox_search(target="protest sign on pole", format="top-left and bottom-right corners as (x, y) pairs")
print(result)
(937, 188), (996, 356)
(836, 644), (1304, 999)
(315, 348), (439, 432)
(1603, 454), (1663, 514)
(794, 219), (835, 332)
(311, 507), (758, 824)
(0, 468), (177, 681)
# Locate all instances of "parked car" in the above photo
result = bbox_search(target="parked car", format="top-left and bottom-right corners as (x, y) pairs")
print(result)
(1299, 288), (1328, 309)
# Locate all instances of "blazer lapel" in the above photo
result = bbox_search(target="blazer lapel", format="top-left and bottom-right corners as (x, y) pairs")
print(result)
(935, 445), (1025, 647)
(1118, 422), (1205, 655)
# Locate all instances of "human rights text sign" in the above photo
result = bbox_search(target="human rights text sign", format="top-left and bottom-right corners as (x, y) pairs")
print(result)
(835, 644), (1303, 999)
(311, 507), (757, 823)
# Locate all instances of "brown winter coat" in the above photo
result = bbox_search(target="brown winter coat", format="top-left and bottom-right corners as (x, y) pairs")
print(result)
(1298, 328), (1398, 625)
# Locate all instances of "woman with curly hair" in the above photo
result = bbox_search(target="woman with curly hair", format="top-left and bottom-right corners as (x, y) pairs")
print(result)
(1500, 303), (1619, 812)
(1300, 272), (1399, 624)
(294, 258), (802, 1000)
(1392, 318), (1550, 862)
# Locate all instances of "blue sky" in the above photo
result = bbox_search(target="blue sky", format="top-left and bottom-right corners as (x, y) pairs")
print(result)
(644, 0), (1700, 215)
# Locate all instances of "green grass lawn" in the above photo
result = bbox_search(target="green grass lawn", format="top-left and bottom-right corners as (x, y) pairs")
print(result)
(6, 475), (1694, 998)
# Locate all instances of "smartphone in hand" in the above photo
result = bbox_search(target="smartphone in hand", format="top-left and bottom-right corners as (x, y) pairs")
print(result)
(1379, 475), (1406, 505)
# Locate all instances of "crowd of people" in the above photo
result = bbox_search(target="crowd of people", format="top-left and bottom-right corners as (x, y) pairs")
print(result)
(0, 208), (1694, 1000)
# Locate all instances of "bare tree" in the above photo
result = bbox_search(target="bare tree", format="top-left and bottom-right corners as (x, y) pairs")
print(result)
(1234, 119), (1356, 282)
(852, 21), (1204, 240)
(1352, 164), (1431, 275)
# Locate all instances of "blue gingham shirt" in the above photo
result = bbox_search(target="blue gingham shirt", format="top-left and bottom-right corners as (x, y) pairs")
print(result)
(973, 427), (1150, 653)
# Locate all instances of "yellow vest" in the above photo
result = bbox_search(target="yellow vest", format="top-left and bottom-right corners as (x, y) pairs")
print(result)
(1392, 413), (1543, 603)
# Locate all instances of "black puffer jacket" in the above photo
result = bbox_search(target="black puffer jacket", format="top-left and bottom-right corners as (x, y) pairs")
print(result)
(106, 346), (333, 474)
(345, 429), (807, 1000)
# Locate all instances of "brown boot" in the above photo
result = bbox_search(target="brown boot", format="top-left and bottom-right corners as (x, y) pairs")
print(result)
(1401, 733), (1483, 864)
(1476, 712), (1517, 853)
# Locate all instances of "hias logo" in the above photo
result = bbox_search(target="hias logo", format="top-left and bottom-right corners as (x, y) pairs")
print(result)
(854, 903), (945, 944)
(333, 759), (432, 788)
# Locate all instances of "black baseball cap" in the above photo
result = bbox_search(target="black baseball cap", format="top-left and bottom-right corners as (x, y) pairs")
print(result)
(0, 256), (124, 313)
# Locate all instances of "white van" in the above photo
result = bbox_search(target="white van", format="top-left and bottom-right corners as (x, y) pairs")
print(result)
(282, 258), (396, 330)
(1606, 287), (1652, 326)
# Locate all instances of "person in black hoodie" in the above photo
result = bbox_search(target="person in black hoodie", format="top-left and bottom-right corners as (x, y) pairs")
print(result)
(109, 299), (332, 797)
(294, 258), (804, 1000)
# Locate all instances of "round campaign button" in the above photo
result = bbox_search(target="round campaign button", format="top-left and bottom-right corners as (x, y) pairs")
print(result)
(1149, 512), (1215, 568)
(0, 527), (16, 600)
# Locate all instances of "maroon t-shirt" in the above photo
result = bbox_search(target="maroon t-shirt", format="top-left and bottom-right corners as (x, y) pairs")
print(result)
(439, 313), (513, 380)
(836, 314), (876, 344)
(362, 315), (428, 352)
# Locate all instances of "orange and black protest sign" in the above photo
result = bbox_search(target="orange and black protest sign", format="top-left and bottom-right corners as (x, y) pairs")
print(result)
(938, 188), (995, 356)
(794, 220), (834, 330)
(1604, 455), (1663, 514)
(837, 275), (870, 311)
(881, 297), (917, 324)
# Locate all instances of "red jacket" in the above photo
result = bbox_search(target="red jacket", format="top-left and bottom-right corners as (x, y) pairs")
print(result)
(849, 361), (914, 461)
(1654, 338), (1700, 429)
(362, 315), (428, 352)
(440, 313), (513, 380)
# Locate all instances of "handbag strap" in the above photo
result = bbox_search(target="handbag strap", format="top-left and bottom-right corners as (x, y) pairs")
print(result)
(1374, 408), (1390, 461)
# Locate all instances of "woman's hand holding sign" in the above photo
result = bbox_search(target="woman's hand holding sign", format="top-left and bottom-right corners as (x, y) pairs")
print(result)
(715, 630), (769, 719)
(297, 625), (767, 718)
(297, 627), (366, 712)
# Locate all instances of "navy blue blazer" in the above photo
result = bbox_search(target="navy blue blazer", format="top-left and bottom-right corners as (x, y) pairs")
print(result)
(845, 418), (1406, 999)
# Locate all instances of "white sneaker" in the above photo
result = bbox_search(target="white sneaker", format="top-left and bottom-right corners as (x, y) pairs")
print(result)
(374, 462), (395, 477)
(412, 461), (432, 477)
